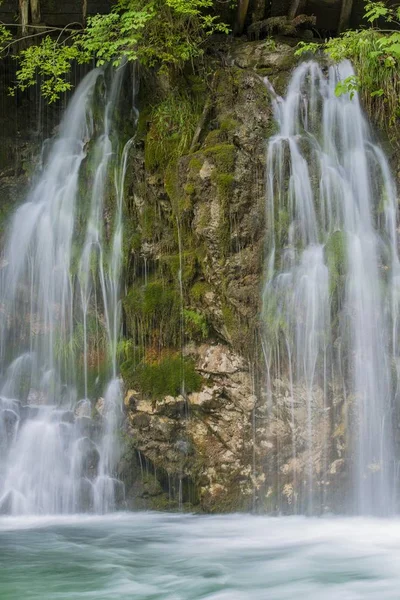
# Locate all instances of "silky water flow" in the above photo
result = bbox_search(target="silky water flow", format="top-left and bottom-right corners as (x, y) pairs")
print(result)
(263, 60), (400, 515)
(0, 67), (134, 515)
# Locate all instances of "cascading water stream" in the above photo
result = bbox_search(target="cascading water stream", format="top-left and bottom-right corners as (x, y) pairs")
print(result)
(263, 60), (400, 515)
(0, 67), (134, 515)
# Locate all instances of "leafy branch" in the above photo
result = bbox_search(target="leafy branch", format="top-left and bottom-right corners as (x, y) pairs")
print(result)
(295, 1), (400, 131)
(0, 0), (231, 102)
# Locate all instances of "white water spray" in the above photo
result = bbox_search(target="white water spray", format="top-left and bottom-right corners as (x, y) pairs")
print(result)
(264, 60), (400, 514)
(0, 67), (134, 515)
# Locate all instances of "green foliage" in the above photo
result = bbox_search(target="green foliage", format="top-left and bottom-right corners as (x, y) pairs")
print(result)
(0, 24), (12, 54)
(145, 91), (200, 171)
(125, 355), (202, 399)
(124, 279), (181, 346)
(12, 38), (81, 102)
(296, 1), (400, 131)
(183, 309), (209, 340)
(126, 280), (180, 320)
(161, 250), (198, 285)
(189, 281), (211, 302)
(334, 75), (359, 100)
(3, 0), (230, 101)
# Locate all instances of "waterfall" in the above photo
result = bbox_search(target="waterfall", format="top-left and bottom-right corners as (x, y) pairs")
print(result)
(0, 67), (134, 515)
(263, 60), (400, 515)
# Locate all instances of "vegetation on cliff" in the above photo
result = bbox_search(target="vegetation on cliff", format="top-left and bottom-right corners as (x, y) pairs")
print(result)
(0, 0), (365, 101)
(297, 1), (400, 132)
(0, 0), (232, 100)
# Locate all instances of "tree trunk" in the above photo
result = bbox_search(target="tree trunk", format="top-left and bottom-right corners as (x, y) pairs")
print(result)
(30, 0), (41, 25)
(235, 0), (250, 35)
(83, 0), (88, 23)
(338, 0), (353, 33)
(19, 0), (29, 34)
(287, 0), (300, 20)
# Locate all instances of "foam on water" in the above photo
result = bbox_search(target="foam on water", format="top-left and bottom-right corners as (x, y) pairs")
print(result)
(2, 513), (400, 599)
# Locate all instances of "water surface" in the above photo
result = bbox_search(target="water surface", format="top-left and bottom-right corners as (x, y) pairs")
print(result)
(1, 513), (400, 599)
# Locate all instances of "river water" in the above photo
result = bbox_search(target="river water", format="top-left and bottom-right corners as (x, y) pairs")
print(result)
(1, 512), (400, 599)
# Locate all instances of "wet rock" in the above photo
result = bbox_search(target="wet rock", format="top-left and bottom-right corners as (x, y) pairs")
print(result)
(77, 477), (94, 511)
(27, 389), (46, 405)
(75, 437), (100, 479)
(132, 413), (151, 429)
(75, 399), (92, 418)
(124, 343), (256, 512)
(76, 416), (98, 437)
(61, 410), (75, 424)
(95, 397), (105, 416)
(19, 405), (39, 421)
(120, 40), (300, 512)
(155, 395), (186, 418)
(230, 40), (296, 73)
(198, 344), (246, 375)
(123, 390), (140, 411)
(1, 408), (19, 441)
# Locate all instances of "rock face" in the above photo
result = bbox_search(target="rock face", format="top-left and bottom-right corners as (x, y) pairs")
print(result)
(120, 37), (395, 514)
(124, 344), (257, 512)
(118, 40), (299, 512)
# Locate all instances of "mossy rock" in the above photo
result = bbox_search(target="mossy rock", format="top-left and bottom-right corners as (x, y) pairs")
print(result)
(190, 281), (212, 303)
(213, 173), (235, 256)
(183, 309), (210, 341)
(325, 230), (347, 297)
(204, 129), (226, 148)
(160, 250), (198, 286)
(123, 279), (182, 348)
(164, 160), (192, 216)
(188, 156), (203, 174)
(126, 355), (203, 400)
(204, 143), (236, 173)
(125, 279), (180, 320)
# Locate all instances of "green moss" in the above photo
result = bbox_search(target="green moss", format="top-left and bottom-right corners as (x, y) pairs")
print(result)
(325, 230), (347, 296)
(204, 143), (235, 173)
(188, 156), (203, 173)
(144, 92), (201, 172)
(187, 74), (207, 96)
(184, 183), (195, 195)
(164, 160), (192, 215)
(130, 355), (203, 400)
(131, 231), (142, 251)
(183, 309), (209, 341)
(222, 303), (236, 337)
(262, 288), (288, 342)
(204, 129), (224, 148)
(148, 493), (179, 511)
(276, 208), (290, 249)
(190, 281), (212, 303)
(126, 280), (179, 319)
(122, 221), (142, 270)
(136, 105), (152, 140)
(123, 279), (181, 348)
(220, 118), (239, 132)
(0, 191), (14, 235)
(160, 250), (198, 285)
(145, 130), (179, 172)
(140, 204), (160, 239)
(214, 173), (234, 256)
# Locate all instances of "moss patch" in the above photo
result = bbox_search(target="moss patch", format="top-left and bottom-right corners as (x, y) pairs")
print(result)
(128, 355), (202, 400)
(205, 143), (235, 173)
